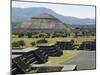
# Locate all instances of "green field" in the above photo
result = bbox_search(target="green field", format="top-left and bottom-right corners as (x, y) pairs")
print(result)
(12, 36), (95, 47)
(12, 36), (95, 64)
(48, 50), (79, 64)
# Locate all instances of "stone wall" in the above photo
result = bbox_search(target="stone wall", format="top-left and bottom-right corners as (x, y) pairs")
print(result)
(56, 40), (75, 50)
(37, 43), (63, 56)
(12, 48), (48, 74)
(78, 40), (96, 50)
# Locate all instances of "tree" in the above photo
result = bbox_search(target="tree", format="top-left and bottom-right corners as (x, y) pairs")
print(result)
(70, 40), (74, 44)
(74, 32), (78, 37)
(27, 33), (32, 38)
(36, 38), (48, 44)
(18, 33), (24, 38)
(12, 41), (19, 47)
(31, 42), (36, 46)
(18, 40), (25, 47)
(91, 32), (96, 36)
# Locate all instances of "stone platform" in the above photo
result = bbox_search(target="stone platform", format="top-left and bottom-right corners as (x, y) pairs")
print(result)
(37, 43), (63, 56)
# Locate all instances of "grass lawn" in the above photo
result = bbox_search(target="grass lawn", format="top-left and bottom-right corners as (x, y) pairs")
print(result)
(48, 50), (79, 64)
(12, 36), (95, 47)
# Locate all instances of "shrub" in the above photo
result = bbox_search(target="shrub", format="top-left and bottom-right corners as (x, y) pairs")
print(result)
(27, 33), (32, 38)
(31, 42), (36, 46)
(18, 33), (24, 38)
(36, 38), (48, 43)
(17, 40), (25, 47)
(12, 41), (19, 47)
(70, 40), (74, 44)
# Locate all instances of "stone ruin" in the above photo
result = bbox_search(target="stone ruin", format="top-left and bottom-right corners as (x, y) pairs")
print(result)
(31, 64), (77, 73)
(12, 47), (48, 64)
(37, 43), (63, 56)
(56, 40), (75, 50)
(13, 13), (71, 34)
(12, 44), (77, 74)
(12, 55), (38, 74)
(12, 54), (77, 74)
(78, 40), (96, 50)
(12, 47), (48, 74)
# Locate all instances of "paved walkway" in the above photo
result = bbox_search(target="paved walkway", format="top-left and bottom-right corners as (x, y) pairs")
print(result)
(62, 51), (96, 70)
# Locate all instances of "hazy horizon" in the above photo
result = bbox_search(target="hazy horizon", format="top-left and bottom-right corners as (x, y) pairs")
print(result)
(12, 1), (95, 19)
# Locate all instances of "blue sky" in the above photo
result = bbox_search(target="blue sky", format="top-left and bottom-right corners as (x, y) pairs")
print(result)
(12, 1), (95, 19)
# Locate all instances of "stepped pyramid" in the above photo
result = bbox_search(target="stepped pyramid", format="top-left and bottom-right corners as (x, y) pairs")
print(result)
(14, 13), (71, 33)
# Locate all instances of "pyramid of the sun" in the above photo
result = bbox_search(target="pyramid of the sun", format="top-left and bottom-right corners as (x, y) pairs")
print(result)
(13, 13), (71, 33)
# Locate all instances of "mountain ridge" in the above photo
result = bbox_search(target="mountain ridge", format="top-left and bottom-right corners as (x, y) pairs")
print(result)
(12, 7), (95, 25)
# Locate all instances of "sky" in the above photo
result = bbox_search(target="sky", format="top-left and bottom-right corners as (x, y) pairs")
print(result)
(12, 1), (95, 19)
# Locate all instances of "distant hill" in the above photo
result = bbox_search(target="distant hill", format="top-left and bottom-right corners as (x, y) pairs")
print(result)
(12, 7), (95, 26)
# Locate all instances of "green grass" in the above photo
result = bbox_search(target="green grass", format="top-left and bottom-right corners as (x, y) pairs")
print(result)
(48, 50), (79, 64)
(12, 36), (95, 47)
(12, 36), (95, 64)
